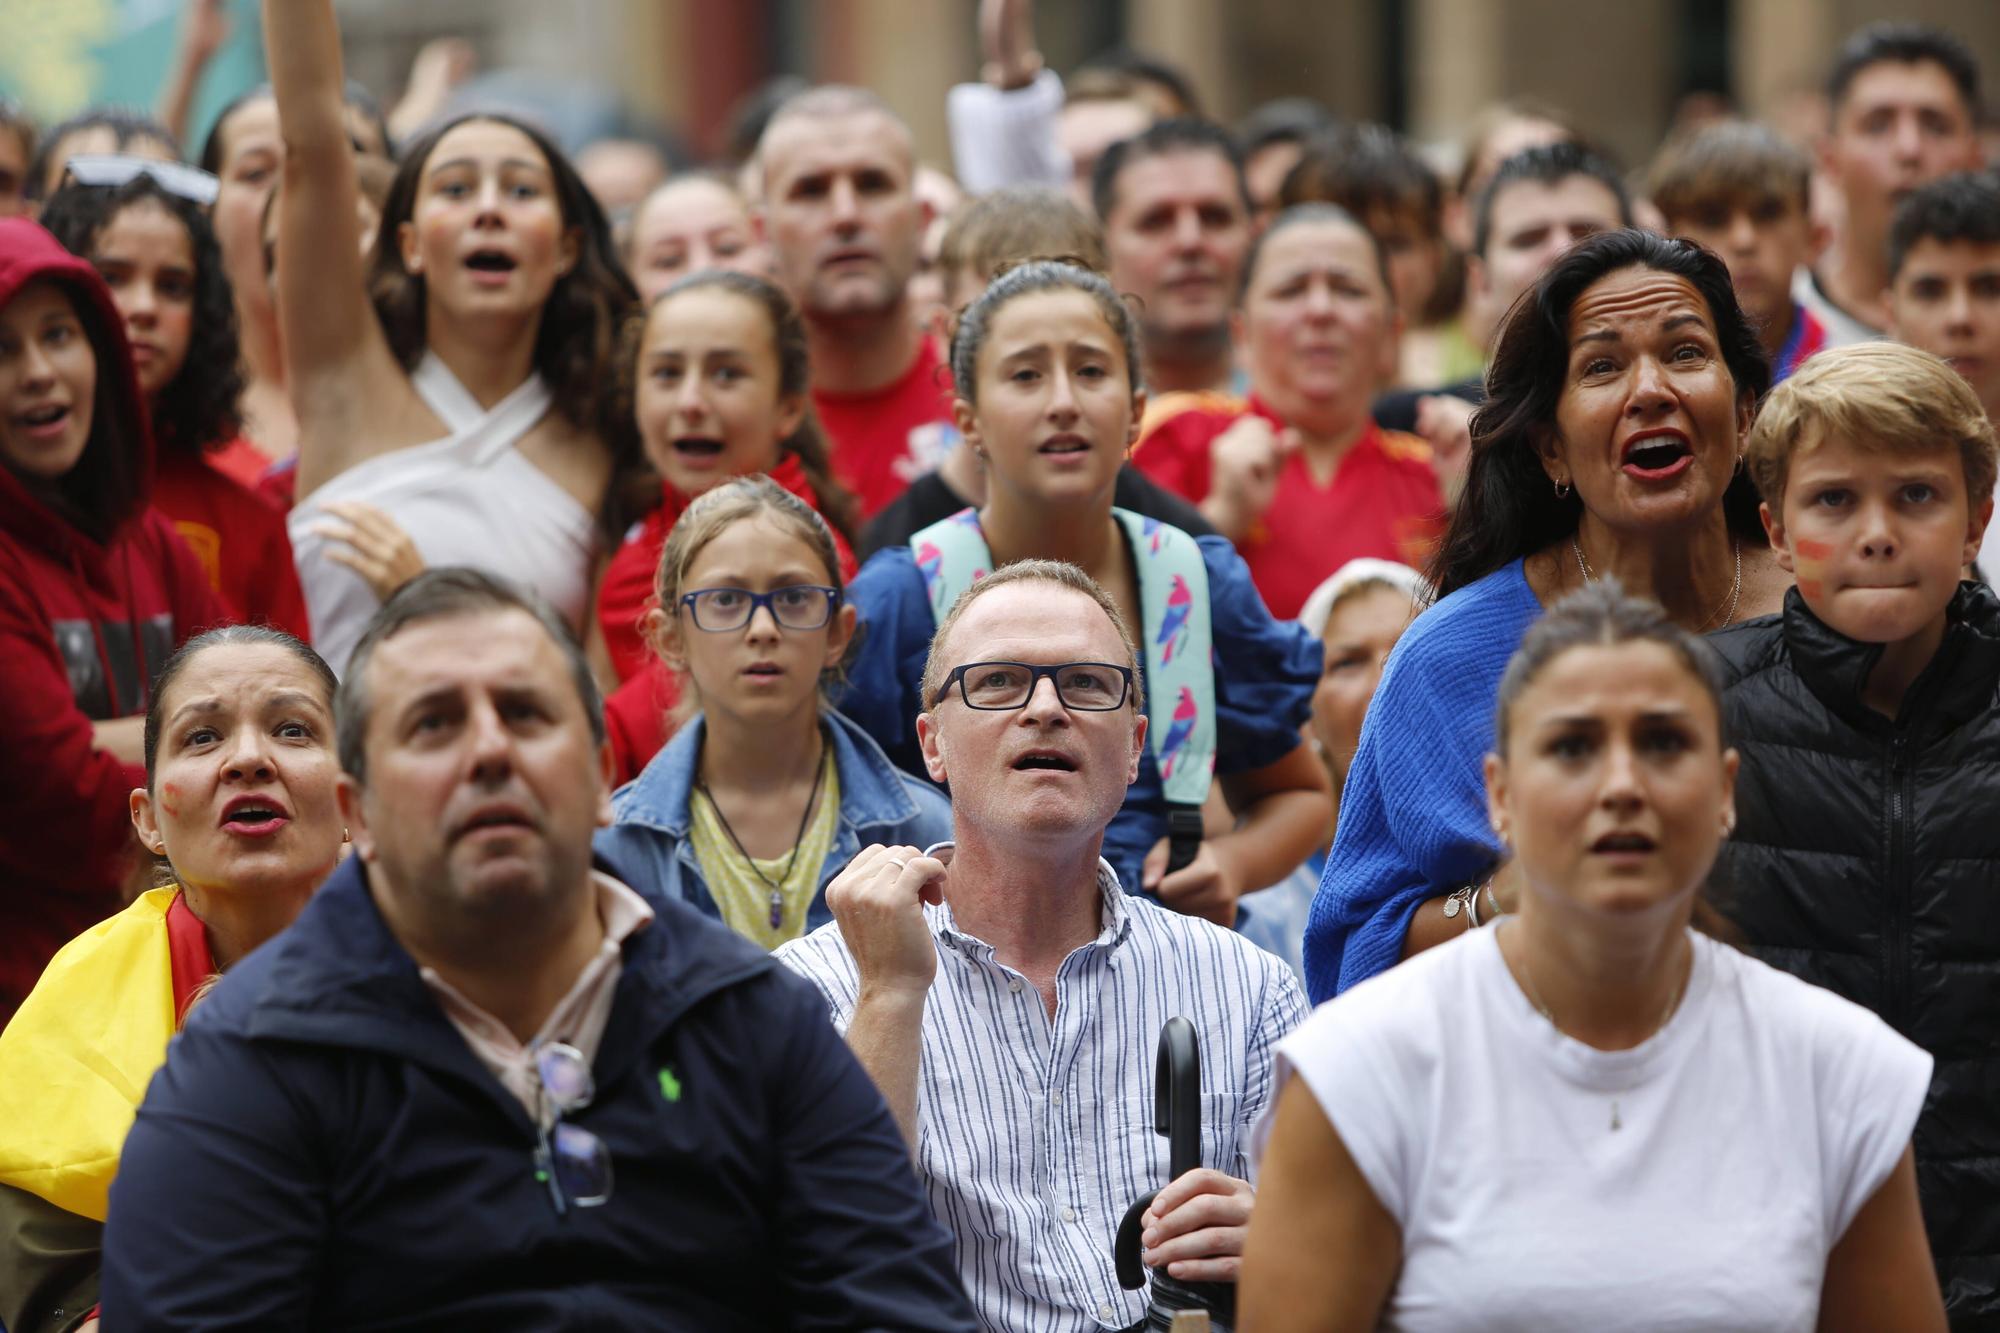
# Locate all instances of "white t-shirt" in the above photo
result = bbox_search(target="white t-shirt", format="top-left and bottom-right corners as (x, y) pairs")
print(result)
(1255, 926), (1931, 1333)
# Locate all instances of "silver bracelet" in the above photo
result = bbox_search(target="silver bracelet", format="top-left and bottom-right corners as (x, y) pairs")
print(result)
(1464, 878), (1486, 928)
(1440, 882), (1478, 927)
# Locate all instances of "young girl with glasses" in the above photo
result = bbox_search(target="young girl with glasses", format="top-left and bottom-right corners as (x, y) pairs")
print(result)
(596, 271), (860, 778)
(841, 259), (1331, 927)
(595, 477), (948, 950)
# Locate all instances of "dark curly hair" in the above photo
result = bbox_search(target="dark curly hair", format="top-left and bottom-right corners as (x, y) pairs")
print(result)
(370, 113), (641, 536)
(1431, 229), (1771, 598)
(39, 175), (245, 456)
(612, 269), (859, 548)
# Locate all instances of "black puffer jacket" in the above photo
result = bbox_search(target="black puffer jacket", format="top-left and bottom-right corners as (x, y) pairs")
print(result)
(1710, 583), (2000, 1325)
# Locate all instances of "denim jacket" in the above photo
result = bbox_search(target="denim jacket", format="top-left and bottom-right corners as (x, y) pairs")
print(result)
(596, 709), (953, 934)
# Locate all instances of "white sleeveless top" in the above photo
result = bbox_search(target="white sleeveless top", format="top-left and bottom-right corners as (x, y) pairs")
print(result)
(289, 354), (599, 674)
(1255, 927), (1931, 1332)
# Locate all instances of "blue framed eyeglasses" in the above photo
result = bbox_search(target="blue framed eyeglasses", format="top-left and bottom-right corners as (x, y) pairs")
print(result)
(531, 1040), (612, 1216)
(930, 660), (1135, 711)
(678, 584), (840, 632)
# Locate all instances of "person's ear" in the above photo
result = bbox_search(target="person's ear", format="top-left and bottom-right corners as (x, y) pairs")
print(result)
(822, 601), (859, 672)
(1965, 494), (1994, 570)
(593, 739), (617, 828)
(1718, 744), (1740, 839)
(558, 225), (581, 278)
(1735, 389), (1756, 445)
(644, 606), (685, 672)
(952, 396), (983, 458)
(398, 219), (422, 275)
(1760, 499), (1796, 575)
(1531, 424), (1568, 489)
(774, 391), (808, 442)
(1465, 252), (1489, 305)
(916, 709), (949, 784)
(1127, 710), (1147, 785)
(130, 786), (166, 857)
(1483, 750), (1508, 844)
(336, 776), (375, 862)
(1125, 385), (1148, 453)
(750, 204), (769, 245)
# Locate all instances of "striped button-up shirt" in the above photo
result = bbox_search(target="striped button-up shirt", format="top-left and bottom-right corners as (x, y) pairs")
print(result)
(776, 857), (1306, 1332)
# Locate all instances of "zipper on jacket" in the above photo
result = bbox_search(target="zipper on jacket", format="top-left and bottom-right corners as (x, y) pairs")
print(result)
(1885, 734), (1913, 1033)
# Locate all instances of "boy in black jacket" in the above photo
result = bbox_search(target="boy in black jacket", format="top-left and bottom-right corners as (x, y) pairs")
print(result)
(1712, 340), (1999, 1322)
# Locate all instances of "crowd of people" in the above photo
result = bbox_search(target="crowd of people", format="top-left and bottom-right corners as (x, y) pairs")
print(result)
(1, 0), (1998, 1327)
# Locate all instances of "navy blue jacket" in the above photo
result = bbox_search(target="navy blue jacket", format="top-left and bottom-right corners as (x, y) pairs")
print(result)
(98, 853), (976, 1331)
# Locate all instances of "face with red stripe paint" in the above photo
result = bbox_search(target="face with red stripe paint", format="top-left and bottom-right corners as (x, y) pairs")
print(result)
(1763, 431), (1988, 648)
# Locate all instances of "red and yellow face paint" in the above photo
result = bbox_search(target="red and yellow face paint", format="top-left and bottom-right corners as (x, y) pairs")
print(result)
(1790, 536), (1833, 601)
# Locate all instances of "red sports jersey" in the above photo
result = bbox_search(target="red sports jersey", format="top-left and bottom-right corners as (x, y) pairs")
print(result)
(811, 336), (955, 518)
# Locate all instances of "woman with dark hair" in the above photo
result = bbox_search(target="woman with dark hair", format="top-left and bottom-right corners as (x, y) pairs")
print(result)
(0, 626), (342, 1333)
(1242, 580), (1942, 1333)
(198, 81), (391, 471)
(0, 217), (227, 1020)
(1300, 229), (1792, 1002)
(264, 0), (639, 672)
(40, 169), (308, 639)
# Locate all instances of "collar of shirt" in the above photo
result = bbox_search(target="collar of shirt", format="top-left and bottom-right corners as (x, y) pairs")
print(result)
(918, 840), (1135, 964)
(420, 871), (656, 1121)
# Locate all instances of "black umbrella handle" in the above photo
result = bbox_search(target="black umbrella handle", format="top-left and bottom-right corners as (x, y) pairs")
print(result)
(1156, 1016), (1201, 1180)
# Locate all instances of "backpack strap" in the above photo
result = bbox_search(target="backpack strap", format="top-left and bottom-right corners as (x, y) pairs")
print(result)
(912, 507), (1216, 870)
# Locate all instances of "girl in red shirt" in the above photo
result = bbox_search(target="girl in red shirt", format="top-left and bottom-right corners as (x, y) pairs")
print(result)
(40, 168), (309, 640)
(1132, 204), (1445, 618)
(597, 271), (860, 778)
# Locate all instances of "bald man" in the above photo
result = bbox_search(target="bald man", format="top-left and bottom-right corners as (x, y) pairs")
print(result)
(757, 87), (954, 516)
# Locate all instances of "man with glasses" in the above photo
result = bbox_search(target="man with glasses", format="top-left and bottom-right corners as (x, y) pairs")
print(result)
(100, 569), (976, 1328)
(778, 560), (1305, 1333)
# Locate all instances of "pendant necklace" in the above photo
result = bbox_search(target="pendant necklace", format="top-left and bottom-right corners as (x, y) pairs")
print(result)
(697, 739), (828, 932)
(1571, 536), (1742, 631)
(1510, 927), (1688, 1132)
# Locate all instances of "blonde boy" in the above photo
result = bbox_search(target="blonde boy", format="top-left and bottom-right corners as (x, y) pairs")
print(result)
(1714, 340), (2000, 1321)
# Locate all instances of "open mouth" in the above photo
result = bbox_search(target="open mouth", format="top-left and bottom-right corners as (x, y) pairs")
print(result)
(465, 250), (518, 273)
(1012, 752), (1077, 772)
(1591, 830), (1657, 854)
(1621, 433), (1692, 479)
(672, 437), (726, 458)
(221, 801), (289, 836)
(17, 403), (69, 432)
(1039, 435), (1091, 455)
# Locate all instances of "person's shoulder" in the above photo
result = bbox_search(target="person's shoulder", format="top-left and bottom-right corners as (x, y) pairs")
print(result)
(1136, 391), (1246, 448)
(1706, 937), (1924, 1069)
(1706, 611), (1787, 685)
(1371, 427), (1436, 471)
(1287, 925), (1477, 1056)
(1382, 563), (1533, 677)
(1122, 895), (1296, 988)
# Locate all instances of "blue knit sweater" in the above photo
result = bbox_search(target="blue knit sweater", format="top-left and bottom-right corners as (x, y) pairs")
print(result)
(1302, 559), (1543, 1002)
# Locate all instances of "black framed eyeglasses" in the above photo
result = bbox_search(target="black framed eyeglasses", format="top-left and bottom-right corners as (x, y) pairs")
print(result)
(931, 660), (1134, 711)
(531, 1040), (612, 1216)
(678, 585), (840, 632)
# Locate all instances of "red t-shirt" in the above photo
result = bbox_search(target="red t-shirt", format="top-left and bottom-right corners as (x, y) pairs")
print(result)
(205, 434), (279, 491)
(1133, 394), (1445, 619)
(811, 336), (955, 519)
(150, 449), (312, 641)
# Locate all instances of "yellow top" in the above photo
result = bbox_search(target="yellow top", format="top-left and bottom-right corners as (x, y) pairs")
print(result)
(0, 888), (182, 1222)
(689, 750), (840, 951)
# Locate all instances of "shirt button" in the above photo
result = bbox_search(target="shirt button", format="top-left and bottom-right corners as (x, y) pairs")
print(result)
(1008, 978), (1023, 993)
(1099, 1302), (1116, 1320)
(1061, 1206), (1077, 1222)
(1051, 1091), (1063, 1105)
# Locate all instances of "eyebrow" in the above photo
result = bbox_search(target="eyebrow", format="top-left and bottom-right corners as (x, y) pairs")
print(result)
(1539, 707), (1696, 726)
(424, 156), (551, 178)
(167, 689), (326, 727)
(1573, 312), (1708, 346)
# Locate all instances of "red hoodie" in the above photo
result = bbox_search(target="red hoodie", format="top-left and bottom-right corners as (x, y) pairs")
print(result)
(0, 219), (226, 1017)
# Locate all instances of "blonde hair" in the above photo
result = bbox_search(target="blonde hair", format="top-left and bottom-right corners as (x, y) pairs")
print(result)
(654, 477), (849, 706)
(920, 560), (1143, 713)
(1744, 342), (1998, 511)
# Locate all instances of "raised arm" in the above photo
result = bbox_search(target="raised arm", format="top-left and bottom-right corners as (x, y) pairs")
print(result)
(262, 0), (398, 494)
(155, 0), (230, 150)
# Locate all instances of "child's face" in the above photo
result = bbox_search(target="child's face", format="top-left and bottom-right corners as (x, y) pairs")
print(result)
(0, 280), (97, 481)
(1764, 434), (1989, 645)
(1889, 238), (2000, 421)
(1666, 193), (1811, 345)
(634, 285), (804, 499)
